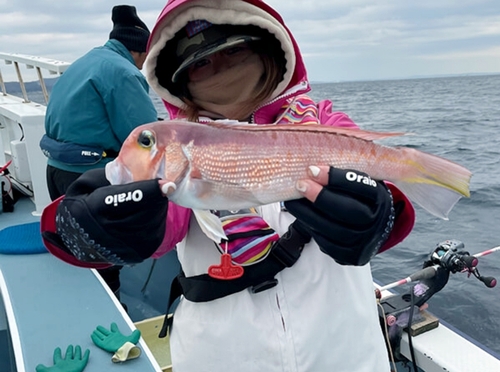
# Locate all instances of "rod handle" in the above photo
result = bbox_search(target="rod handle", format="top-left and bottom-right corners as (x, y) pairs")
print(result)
(479, 276), (497, 288)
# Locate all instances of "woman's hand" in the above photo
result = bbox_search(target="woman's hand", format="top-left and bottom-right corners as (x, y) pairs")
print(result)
(294, 165), (330, 202)
(284, 166), (395, 266)
(42, 168), (169, 267)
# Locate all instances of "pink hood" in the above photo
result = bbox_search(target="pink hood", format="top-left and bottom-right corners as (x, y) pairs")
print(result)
(145, 0), (310, 123)
(146, 1), (415, 258)
(146, 0), (312, 257)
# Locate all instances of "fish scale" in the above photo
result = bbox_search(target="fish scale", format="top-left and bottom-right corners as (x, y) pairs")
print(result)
(106, 120), (472, 220)
(193, 135), (383, 191)
(189, 137), (329, 203)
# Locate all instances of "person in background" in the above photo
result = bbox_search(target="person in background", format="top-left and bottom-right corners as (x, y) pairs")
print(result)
(41, 4), (158, 299)
(41, 0), (416, 371)
(43, 4), (157, 200)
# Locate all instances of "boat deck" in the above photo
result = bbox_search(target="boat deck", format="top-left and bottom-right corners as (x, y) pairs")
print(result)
(0, 198), (169, 372)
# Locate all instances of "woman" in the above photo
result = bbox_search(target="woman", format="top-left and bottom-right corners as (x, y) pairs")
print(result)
(42, 0), (415, 371)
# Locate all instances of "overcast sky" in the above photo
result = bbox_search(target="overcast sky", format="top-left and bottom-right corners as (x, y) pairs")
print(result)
(1, 0), (499, 83)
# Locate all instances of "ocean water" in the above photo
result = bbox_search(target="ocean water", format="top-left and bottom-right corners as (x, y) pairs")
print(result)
(25, 74), (500, 356)
(309, 75), (500, 356)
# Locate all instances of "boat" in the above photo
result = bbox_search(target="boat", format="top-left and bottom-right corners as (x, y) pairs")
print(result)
(1, 53), (499, 372)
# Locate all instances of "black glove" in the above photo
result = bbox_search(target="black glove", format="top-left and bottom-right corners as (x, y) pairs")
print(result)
(284, 167), (395, 266)
(42, 168), (168, 267)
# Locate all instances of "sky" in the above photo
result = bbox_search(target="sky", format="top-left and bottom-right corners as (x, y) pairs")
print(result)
(1, 0), (500, 83)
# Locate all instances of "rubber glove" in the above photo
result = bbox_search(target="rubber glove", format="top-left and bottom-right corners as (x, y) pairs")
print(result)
(35, 345), (90, 372)
(285, 167), (395, 266)
(91, 322), (141, 362)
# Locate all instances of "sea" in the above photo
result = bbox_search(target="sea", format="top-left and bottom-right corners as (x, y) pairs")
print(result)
(24, 74), (500, 356)
(307, 75), (500, 357)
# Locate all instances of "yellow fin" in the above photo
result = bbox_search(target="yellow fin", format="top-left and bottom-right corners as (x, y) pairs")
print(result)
(393, 147), (472, 219)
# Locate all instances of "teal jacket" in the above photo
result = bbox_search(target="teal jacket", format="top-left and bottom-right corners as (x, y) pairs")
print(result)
(44, 39), (158, 173)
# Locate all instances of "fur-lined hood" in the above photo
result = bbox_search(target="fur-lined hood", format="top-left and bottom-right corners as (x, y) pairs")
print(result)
(145, 0), (309, 122)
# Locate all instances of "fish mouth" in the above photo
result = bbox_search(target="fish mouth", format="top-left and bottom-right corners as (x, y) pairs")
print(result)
(105, 160), (134, 185)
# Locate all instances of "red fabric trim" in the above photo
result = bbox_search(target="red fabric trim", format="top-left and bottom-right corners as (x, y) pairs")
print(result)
(40, 196), (112, 269)
(378, 182), (415, 253)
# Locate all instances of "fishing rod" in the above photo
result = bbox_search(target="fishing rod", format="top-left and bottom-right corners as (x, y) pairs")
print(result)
(473, 245), (500, 258)
(376, 240), (498, 372)
(376, 239), (498, 297)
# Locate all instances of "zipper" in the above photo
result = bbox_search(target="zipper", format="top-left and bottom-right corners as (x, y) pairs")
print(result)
(250, 81), (309, 123)
(273, 275), (299, 372)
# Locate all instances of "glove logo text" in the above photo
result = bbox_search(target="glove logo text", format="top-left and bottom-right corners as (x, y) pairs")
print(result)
(104, 190), (143, 206)
(345, 171), (377, 187)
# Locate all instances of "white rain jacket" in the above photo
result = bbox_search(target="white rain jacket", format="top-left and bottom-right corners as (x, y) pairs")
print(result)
(172, 204), (391, 371)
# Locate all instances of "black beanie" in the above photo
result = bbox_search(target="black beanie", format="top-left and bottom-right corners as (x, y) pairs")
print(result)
(109, 5), (150, 53)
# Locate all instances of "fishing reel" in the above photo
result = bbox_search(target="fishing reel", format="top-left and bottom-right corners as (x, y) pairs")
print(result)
(377, 239), (498, 366)
(428, 239), (497, 288)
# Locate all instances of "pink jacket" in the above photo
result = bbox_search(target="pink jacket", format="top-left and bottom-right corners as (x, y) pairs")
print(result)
(147, 0), (415, 257)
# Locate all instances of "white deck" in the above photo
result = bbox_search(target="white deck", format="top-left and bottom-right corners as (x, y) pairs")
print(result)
(377, 285), (500, 372)
(0, 252), (163, 372)
(0, 196), (169, 372)
(399, 323), (500, 372)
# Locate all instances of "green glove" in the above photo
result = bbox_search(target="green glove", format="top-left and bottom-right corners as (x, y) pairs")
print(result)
(36, 345), (90, 372)
(91, 322), (141, 363)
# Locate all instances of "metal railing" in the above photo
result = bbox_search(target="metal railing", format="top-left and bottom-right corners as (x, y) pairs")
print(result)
(0, 52), (70, 104)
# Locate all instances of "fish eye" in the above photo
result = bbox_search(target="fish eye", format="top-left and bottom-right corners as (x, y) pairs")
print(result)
(138, 130), (155, 148)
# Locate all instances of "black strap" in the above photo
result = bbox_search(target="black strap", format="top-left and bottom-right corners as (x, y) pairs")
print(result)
(158, 221), (311, 338)
(158, 274), (183, 338)
(39, 134), (119, 164)
(103, 149), (119, 158)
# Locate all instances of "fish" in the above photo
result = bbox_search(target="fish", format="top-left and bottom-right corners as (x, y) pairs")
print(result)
(105, 120), (472, 242)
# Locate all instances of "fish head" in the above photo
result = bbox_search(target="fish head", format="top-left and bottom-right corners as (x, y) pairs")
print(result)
(105, 122), (189, 189)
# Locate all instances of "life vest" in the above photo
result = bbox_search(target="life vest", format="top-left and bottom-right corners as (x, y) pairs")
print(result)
(159, 214), (311, 338)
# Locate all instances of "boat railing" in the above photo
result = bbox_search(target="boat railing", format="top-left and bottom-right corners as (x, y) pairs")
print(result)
(0, 53), (70, 215)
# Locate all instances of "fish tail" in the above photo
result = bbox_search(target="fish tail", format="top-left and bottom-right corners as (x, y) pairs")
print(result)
(391, 147), (472, 220)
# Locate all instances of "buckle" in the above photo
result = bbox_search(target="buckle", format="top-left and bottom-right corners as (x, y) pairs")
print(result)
(271, 240), (302, 267)
(251, 279), (279, 293)
(271, 223), (308, 267)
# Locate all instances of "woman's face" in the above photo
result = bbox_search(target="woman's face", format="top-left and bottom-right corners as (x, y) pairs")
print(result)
(187, 43), (254, 82)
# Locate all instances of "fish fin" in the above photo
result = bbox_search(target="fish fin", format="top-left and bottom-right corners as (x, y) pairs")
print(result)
(391, 147), (472, 219)
(393, 182), (464, 220)
(192, 209), (228, 243)
(204, 122), (407, 141)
